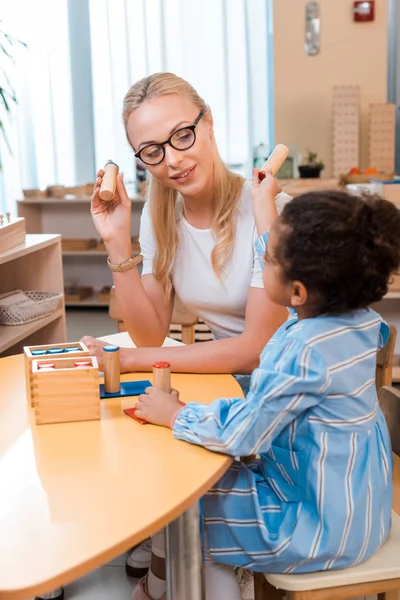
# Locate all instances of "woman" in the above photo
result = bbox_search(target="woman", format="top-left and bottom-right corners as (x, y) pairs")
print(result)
(81, 72), (288, 598)
(82, 72), (288, 375)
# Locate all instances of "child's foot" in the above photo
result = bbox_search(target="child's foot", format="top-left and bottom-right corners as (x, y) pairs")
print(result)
(236, 568), (254, 600)
(132, 573), (166, 600)
(126, 538), (152, 578)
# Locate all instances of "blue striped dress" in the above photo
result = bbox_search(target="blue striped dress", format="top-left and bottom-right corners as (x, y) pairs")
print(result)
(172, 234), (393, 574)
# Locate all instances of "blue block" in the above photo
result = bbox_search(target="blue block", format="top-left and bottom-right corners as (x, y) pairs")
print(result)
(99, 380), (152, 399)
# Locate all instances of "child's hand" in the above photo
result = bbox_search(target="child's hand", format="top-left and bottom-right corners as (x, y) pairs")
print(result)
(251, 169), (282, 236)
(135, 387), (183, 428)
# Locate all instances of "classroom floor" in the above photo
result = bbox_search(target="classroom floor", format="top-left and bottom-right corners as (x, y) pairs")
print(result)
(50, 309), (376, 600)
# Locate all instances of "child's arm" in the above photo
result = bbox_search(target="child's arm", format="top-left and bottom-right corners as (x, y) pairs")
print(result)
(172, 338), (328, 457)
(135, 337), (328, 456)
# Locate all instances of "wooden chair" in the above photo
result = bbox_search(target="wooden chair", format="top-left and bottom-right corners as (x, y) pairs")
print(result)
(254, 383), (400, 600)
(108, 285), (198, 345)
(376, 325), (398, 392)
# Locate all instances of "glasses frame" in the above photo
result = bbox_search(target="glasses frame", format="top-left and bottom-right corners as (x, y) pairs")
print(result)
(134, 109), (206, 166)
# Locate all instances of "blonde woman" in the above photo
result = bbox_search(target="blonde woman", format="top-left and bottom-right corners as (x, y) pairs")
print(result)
(81, 72), (288, 600)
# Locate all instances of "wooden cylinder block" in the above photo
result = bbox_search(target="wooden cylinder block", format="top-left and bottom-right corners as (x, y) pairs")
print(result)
(99, 160), (119, 202)
(103, 345), (120, 393)
(152, 361), (171, 393)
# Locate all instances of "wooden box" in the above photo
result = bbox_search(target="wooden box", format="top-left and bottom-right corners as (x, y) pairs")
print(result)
(64, 286), (93, 303)
(24, 341), (90, 407)
(98, 286), (112, 303)
(32, 355), (100, 425)
(0, 218), (26, 255)
(62, 238), (97, 252)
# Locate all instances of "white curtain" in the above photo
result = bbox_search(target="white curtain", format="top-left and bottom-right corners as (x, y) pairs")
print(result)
(0, 0), (75, 214)
(0, 0), (274, 214)
(89, 0), (274, 184)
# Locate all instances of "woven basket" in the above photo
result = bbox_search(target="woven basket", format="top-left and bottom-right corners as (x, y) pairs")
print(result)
(0, 291), (63, 326)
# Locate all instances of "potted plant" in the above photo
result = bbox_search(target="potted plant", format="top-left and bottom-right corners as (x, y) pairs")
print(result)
(0, 21), (27, 171)
(298, 150), (325, 179)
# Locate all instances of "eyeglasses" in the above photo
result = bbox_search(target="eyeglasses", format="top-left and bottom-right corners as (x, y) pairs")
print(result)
(134, 110), (206, 166)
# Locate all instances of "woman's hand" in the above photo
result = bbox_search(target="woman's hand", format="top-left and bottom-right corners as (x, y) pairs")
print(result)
(251, 168), (282, 236)
(135, 387), (183, 428)
(91, 166), (132, 245)
(79, 335), (132, 373)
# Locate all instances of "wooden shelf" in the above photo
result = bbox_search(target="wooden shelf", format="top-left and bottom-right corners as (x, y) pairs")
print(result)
(0, 308), (64, 354)
(0, 234), (66, 356)
(393, 365), (400, 382)
(385, 292), (400, 300)
(17, 196), (145, 205)
(0, 234), (61, 266)
(63, 250), (108, 257)
(65, 294), (109, 308)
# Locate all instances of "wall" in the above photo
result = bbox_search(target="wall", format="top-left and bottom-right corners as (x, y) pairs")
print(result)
(273, 0), (388, 176)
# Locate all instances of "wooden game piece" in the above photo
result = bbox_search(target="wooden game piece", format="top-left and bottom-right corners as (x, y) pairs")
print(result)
(32, 356), (100, 425)
(6, 212), (10, 223)
(152, 361), (171, 393)
(332, 85), (360, 178)
(24, 341), (91, 407)
(368, 103), (396, 174)
(0, 215), (3, 226)
(258, 144), (290, 180)
(74, 360), (92, 368)
(99, 160), (119, 202)
(103, 345), (120, 393)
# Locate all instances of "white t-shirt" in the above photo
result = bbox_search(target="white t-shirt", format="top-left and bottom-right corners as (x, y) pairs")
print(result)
(139, 180), (290, 340)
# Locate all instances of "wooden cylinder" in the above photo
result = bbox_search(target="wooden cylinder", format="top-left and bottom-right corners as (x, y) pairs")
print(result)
(259, 144), (290, 179)
(152, 361), (171, 393)
(99, 160), (119, 202)
(103, 345), (120, 393)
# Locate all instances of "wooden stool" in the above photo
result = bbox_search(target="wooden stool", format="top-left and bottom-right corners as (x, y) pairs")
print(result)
(108, 286), (198, 345)
(376, 325), (397, 392)
(254, 515), (400, 599)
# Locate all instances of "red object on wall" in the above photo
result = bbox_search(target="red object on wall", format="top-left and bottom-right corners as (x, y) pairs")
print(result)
(353, 1), (375, 22)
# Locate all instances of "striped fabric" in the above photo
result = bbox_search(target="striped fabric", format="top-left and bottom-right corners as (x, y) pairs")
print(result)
(173, 232), (393, 574)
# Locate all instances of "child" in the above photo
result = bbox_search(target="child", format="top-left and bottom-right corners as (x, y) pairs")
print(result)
(134, 173), (400, 600)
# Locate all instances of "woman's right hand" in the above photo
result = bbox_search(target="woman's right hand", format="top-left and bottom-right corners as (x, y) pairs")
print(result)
(91, 167), (132, 245)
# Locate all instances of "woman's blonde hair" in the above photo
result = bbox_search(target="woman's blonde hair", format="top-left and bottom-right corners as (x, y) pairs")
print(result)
(122, 72), (244, 297)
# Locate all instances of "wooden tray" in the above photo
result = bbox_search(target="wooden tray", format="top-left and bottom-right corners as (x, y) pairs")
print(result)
(62, 238), (97, 252)
(98, 286), (111, 303)
(23, 189), (47, 199)
(340, 173), (394, 185)
(96, 238), (141, 253)
(64, 286), (93, 302)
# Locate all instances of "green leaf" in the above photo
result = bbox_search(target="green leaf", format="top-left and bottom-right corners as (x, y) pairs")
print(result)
(0, 120), (12, 154)
(0, 42), (14, 62)
(3, 32), (28, 48)
(0, 88), (10, 112)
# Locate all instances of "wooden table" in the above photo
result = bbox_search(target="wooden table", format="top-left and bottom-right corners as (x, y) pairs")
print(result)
(0, 335), (243, 600)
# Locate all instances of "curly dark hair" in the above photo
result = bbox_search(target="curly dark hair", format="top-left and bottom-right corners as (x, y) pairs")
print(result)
(275, 190), (400, 314)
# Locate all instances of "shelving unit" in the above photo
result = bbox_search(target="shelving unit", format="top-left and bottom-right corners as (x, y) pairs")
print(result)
(17, 195), (145, 309)
(0, 234), (66, 356)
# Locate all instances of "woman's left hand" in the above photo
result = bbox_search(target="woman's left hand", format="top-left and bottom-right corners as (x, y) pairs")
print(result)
(135, 387), (183, 428)
(79, 335), (131, 372)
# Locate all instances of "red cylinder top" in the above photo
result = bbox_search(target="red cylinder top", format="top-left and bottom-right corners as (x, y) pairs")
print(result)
(152, 361), (171, 369)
